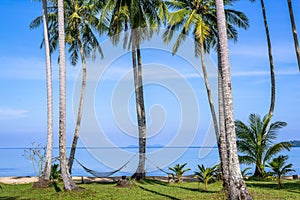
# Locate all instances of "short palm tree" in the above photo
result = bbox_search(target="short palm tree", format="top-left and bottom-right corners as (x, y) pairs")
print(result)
(194, 164), (217, 191)
(168, 163), (191, 183)
(267, 155), (295, 188)
(235, 113), (292, 177)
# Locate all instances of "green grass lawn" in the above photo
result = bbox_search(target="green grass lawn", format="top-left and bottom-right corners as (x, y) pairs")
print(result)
(0, 179), (299, 200)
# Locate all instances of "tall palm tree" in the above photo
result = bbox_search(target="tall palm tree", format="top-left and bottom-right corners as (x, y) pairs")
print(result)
(99, 0), (166, 180)
(267, 155), (295, 188)
(57, 0), (78, 190)
(249, 0), (275, 117)
(215, 0), (253, 199)
(163, 0), (249, 190)
(30, 0), (104, 174)
(30, 0), (53, 188)
(41, 0), (53, 183)
(235, 113), (292, 177)
(287, 0), (300, 71)
(63, 0), (104, 174)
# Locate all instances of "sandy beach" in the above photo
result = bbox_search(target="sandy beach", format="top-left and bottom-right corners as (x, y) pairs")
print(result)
(0, 175), (199, 185)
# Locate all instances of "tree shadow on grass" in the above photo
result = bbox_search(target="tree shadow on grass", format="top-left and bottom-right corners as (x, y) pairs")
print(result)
(171, 184), (217, 194)
(247, 181), (300, 194)
(141, 179), (169, 186)
(0, 197), (22, 200)
(136, 184), (180, 200)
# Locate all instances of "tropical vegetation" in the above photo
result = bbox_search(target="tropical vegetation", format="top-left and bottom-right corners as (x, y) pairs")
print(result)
(235, 113), (293, 177)
(30, 0), (104, 174)
(194, 164), (218, 191)
(168, 163), (191, 183)
(267, 155), (295, 188)
(26, 0), (299, 198)
(98, 0), (166, 180)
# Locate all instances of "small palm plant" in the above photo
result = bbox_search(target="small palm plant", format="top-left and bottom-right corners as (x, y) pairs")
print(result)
(194, 164), (218, 191)
(241, 167), (252, 179)
(267, 155), (295, 188)
(50, 164), (62, 192)
(168, 163), (191, 183)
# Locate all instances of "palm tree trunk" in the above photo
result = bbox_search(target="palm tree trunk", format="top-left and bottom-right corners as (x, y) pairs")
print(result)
(260, 0), (275, 117)
(41, 0), (53, 182)
(200, 42), (219, 140)
(287, 0), (300, 71)
(215, 0), (252, 199)
(57, 0), (78, 190)
(218, 54), (229, 191)
(278, 177), (282, 188)
(132, 34), (146, 180)
(68, 23), (87, 174)
(200, 41), (229, 189)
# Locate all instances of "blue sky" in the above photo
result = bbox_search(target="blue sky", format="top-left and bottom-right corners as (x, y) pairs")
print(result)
(0, 0), (299, 149)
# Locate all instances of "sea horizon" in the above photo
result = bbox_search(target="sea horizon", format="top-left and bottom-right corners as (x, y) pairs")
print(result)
(1, 146), (299, 178)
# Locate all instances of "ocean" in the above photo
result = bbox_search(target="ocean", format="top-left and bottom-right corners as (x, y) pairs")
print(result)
(0, 147), (299, 177)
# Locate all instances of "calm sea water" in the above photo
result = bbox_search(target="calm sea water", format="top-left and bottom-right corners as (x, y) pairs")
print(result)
(0, 147), (299, 177)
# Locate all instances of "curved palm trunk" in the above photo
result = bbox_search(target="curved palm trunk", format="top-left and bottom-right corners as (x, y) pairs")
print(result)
(260, 0), (275, 117)
(287, 0), (300, 71)
(68, 24), (87, 174)
(132, 37), (147, 180)
(200, 43), (219, 140)
(57, 0), (78, 190)
(215, 0), (252, 199)
(41, 0), (53, 182)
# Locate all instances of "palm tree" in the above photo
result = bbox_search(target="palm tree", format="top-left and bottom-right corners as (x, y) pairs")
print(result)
(30, 0), (104, 174)
(168, 163), (191, 183)
(30, 0), (53, 187)
(235, 114), (292, 178)
(215, 0), (253, 199)
(249, 0), (275, 117)
(194, 164), (217, 191)
(41, 0), (53, 184)
(267, 155), (295, 188)
(163, 0), (249, 190)
(99, 0), (166, 180)
(57, 0), (78, 190)
(287, 0), (300, 71)
(63, 0), (104, 174)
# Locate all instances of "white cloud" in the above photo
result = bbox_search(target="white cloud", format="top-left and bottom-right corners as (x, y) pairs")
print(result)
(0, 108), (29, 120)
(0, 56), (80, 81)
(232, 69), (299, 77)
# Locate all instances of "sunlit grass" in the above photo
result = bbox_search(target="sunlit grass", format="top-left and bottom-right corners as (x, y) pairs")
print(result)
(0, 179), (299, 199)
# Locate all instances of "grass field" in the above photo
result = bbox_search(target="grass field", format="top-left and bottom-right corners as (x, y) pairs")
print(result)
(0, 179), (300, 199)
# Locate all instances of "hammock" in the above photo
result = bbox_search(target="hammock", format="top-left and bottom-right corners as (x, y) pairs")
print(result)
(75, 153), (137, 177)
(145, 157), (172, 175)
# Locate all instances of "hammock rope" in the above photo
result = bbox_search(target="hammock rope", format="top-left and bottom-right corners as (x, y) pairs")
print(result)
(75, 152), (138, 177)
(145, 157), (172, 175)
